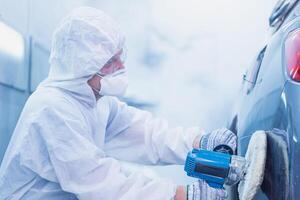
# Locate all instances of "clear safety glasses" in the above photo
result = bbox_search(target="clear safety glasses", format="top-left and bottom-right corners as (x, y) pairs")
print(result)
(104, 47), (127, 66)
(98, 47), (127, 76)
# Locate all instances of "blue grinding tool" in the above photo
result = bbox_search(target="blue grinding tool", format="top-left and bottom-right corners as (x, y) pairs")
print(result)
(184, 147), (247, 189)
(184, 131), (267, 200)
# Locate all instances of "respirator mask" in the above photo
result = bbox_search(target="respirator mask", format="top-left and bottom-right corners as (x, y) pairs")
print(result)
(96, 69), (128, 97)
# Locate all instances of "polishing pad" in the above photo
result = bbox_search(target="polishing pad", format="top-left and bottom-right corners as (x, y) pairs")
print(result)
(238, 131), (267, 200)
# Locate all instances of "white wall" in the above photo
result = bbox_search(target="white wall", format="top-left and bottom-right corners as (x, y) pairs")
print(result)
(123, 0), (278, 131)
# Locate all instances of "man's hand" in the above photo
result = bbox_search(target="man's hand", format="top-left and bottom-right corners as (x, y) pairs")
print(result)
(181, 180), (227, 200)
(175, 180), (228, 200)
(175, 186), (186, 200)
(193, 128), (237, 153)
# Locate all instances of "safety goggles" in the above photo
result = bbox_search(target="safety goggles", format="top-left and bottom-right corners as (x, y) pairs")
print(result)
(104, 47), (127, 66)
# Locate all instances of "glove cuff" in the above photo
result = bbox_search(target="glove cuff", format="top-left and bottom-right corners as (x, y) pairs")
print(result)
(199, 134), (209, 149)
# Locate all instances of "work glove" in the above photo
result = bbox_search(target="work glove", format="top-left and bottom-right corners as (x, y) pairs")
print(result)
(200, 128), (237, 154)
(186, 180), (227, 200)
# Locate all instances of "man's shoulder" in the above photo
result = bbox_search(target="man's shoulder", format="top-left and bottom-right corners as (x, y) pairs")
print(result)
(28, 87), (81, 115)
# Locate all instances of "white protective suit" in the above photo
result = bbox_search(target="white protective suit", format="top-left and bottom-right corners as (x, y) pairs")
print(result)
(0, 7), (202, 200)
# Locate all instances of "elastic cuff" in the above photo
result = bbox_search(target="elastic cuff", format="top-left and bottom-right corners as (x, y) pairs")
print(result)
(199, 134), (208, 149)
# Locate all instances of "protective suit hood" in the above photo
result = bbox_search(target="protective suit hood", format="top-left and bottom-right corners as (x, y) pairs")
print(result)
(41, 7), (125, 106)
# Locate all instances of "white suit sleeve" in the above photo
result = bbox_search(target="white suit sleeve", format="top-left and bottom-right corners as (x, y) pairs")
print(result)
(24, 105), (177, 200)
(103, 97), (204, 165)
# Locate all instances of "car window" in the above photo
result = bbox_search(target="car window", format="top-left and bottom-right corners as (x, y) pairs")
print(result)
(269, 0), (299, 31)
(270, 0), (291, 27)
(281, 0), (300, 27)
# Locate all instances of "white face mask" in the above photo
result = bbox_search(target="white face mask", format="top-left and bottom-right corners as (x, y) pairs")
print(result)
(96, 69), (128, 97)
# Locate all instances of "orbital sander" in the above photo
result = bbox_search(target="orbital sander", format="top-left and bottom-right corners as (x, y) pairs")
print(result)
(184, 131), (267, 200)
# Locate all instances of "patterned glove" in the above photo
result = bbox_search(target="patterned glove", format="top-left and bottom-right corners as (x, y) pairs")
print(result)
(186, 180), (227, 200)
(200, 128), (237, 154)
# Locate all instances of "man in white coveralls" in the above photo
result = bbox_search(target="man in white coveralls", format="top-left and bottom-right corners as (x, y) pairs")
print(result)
(0, 7), (236, 200)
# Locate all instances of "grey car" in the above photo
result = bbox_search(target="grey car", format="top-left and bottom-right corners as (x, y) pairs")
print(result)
(228, 0), (300, 199)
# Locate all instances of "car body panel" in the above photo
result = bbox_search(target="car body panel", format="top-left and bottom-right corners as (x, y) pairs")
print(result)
(229, 2), (300, 199)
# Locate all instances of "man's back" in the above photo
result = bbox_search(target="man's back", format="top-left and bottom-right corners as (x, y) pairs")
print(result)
(0, 86), (80, 199)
